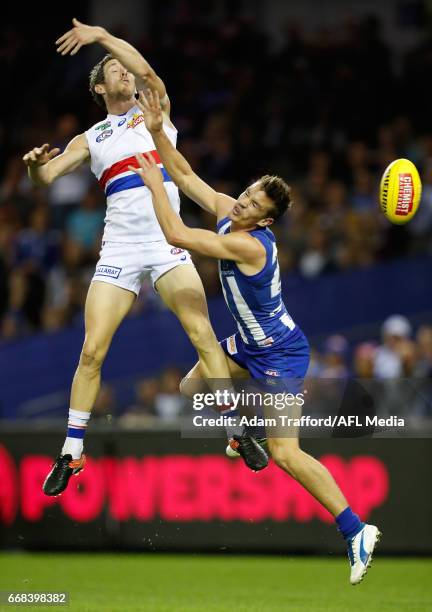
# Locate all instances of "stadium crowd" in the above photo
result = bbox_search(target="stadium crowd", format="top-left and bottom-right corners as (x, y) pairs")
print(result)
(1, 10), (432, 343)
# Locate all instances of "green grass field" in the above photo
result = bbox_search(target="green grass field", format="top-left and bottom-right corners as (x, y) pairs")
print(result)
(0, 554), (431, 612)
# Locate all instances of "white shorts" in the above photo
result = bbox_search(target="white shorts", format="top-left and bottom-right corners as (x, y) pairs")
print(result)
(92, 240), (194, 295)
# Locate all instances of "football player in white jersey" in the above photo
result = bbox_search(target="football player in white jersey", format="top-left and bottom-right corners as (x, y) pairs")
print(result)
(23, 19), (267, 496)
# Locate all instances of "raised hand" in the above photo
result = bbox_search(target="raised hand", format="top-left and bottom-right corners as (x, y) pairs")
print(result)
(128, 153), (164, 190)
(56, 18), (105, 56)
(22, 144), (61, 168)
(136, 90), (163, 133)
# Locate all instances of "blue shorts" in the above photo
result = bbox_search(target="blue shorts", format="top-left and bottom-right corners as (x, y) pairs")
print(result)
(220, 326), (310, 391)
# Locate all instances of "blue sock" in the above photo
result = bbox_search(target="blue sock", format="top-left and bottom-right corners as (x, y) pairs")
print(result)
(335, 507), (364, 540)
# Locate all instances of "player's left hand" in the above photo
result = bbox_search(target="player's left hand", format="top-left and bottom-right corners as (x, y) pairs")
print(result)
(129, 153), (164, 190)
(56, 18), (105, 56)
(136, 90), (163, 133)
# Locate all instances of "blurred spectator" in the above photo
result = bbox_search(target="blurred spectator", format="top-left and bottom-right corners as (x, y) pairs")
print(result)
(298, 224), (333, 278)
(63, 187), (104, 269)
(91, 383), (117, 422)
(154, 367), (185, 422)
(119, 377), (160, 428)
(373, 315), (412, 378)
(2, 206), (60, 337)
(408, 159), (432, 251)
(415, 326), (432, 377)
(47, 114), (93, 230)
(320, 335), (350, 379)
(353, 342), (377, 378)
(125, 377), (159, 417)
(42, 273), (88, 332)
(350, 169), (376, 212)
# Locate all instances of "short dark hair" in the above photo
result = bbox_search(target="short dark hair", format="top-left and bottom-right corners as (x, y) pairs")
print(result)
(89, 54), (114, 108)
(259, 174), (293, 220)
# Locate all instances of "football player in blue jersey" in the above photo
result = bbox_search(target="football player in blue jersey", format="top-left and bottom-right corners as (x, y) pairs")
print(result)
(129, 90), (382, 585)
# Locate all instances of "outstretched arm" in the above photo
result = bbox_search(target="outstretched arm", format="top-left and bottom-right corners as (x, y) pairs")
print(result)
(23, 135), (90, 186)
(137, 90), (235, 218)
(56, 18), (170, 113)
(129, 154), (263, 263)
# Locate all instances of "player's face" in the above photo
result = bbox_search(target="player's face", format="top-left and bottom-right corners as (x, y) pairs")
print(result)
(101, 60), (136, 100)
(229, 182), (275, 228)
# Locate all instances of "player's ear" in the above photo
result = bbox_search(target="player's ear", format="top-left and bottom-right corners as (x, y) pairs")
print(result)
(257, 217), (274, 228)
(94, 84), (105, 96)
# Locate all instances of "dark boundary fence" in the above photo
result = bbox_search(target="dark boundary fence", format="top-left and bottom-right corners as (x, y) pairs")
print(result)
(1, 429), (431, 553)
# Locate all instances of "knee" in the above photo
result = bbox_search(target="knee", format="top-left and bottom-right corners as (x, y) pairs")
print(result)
(268, 441), (303, 479)
(179, 376), (194, 399)
(185, 318), (215, 351)
(179, 374), (207, 399)
(79, 338), (107, 372)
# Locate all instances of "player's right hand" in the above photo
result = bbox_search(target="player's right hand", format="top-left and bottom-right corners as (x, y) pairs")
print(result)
(22, 144), (60, 167)
(136, 90), (164, 133)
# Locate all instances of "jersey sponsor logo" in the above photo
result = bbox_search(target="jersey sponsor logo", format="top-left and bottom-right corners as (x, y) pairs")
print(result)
(170, 247), (184, 255)
(227, 335), (238, 355)
(95, 121), (111, 131)
(127, 113), (145, 129)
(96, 129), (113, 143)
(117, 117), (127, 127)
(94, 265), (122, 279)
(264, 369), (280, 377)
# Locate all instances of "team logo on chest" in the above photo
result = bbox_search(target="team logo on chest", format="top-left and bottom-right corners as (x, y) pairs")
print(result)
(96, 129), (113, 143)
(127, 113), (145, 129)
(95, 121), (111, 131)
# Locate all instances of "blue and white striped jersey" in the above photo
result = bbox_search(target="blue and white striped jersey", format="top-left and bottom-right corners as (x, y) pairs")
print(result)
(217, 217), (296, 348)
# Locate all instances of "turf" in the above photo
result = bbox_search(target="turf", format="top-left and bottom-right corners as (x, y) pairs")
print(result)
(0, 554), (431, 612)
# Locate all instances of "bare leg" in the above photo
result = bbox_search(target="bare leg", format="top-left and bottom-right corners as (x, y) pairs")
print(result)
(44, 280), (135, 492)
(156, 265), (234, 387)
(267, 437), (348, 517)
(156, 266), (269, 468)
(180, 356), (249, 398)
(70, 281), (136, 412)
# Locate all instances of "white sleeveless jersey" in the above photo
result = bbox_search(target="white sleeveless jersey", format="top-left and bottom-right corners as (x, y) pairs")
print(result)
(85, 104), (180, 243)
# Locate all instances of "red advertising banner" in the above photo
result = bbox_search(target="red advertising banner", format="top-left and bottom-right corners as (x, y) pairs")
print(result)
(0, 430), (430, 553)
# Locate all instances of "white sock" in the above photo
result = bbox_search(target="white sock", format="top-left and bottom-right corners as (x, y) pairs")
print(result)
(61, 409), (91, 459)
